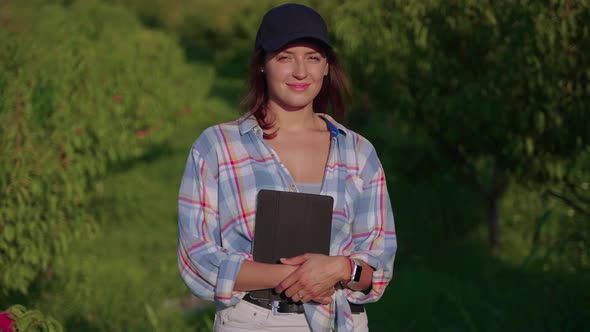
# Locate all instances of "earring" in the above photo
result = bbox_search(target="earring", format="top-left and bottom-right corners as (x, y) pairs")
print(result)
(260, 68), (265, 73)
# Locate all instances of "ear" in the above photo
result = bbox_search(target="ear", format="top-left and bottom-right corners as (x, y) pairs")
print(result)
(324, 63), (329, 76)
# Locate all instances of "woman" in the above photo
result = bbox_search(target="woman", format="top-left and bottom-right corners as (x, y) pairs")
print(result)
(178, 3), (396, 331)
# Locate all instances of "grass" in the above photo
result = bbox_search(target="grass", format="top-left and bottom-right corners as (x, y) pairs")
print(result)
(367, 241), (589, 331)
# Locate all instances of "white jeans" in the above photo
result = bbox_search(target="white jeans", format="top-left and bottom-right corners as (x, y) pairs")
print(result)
(213, 300), (369, 331)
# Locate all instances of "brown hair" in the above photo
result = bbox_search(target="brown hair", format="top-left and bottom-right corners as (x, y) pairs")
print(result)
(240, 44), (350, 138)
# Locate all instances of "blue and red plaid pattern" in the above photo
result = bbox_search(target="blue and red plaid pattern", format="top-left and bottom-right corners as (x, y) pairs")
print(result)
(178, 114), (397, 331)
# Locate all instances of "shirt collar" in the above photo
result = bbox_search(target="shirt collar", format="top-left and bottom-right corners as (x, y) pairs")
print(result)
(317, 113), (348, 138)
(238, 114), (259, 136)
(238, 112), (348, 138)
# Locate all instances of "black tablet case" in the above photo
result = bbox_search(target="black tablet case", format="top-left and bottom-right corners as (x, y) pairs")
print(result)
(250, 189), (334, 300)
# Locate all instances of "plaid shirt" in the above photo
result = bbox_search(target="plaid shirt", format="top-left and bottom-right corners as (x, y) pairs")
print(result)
(178, 114), (397, 331)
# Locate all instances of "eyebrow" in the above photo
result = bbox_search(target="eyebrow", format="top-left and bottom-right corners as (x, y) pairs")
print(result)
(281, 50), (322, 55)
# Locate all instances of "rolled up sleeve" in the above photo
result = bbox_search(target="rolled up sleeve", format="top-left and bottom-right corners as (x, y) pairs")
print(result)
(346, 139), (397, 304)
(177, 141), (249, 307)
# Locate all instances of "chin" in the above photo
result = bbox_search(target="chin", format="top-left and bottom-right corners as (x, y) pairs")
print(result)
(291, 93), (321, 107)
(270, 88), (321, 110)
(285, 99), (314, 110)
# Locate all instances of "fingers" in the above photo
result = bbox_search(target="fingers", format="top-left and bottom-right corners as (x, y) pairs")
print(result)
(297, 288), (335, 304)
(276, 254), (339, 303)
(286, 283), (336, 304)
(295, 290), (308, 303)
(275, 255), (307, 293)
(279, 255), (307, 266)
(282, 280), (303, 299)
(275, 273), (298, 294)
(280, 280), (311, 303)
(311, 287), (335, 304)
(293, 289), (313, 304)
(296, 292), (331, 305)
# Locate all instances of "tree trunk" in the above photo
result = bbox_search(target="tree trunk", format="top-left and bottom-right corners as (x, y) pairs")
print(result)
(487, 194), (500, 248)
(487, 168), (507, 249)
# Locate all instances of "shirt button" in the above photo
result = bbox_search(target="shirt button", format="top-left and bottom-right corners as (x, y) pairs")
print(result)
(288, 184), (296, 192)
(254, 128), (261, 136)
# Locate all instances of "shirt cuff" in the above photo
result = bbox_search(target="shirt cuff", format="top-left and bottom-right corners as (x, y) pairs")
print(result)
(345, 252), (390, 304)
(214, 252), (252, 306)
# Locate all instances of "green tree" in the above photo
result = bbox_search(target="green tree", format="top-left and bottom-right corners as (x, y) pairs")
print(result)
(321, 0), (590, 247)
(0, 0), (214, 293)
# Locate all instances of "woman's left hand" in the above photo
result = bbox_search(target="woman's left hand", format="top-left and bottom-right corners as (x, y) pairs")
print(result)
(275, 253), (348, 303)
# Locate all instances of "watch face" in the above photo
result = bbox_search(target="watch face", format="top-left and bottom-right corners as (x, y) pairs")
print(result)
(352, 259), (362, 282)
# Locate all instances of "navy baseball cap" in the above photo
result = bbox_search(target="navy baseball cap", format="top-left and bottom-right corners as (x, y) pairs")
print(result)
(255, 3), (331, 52)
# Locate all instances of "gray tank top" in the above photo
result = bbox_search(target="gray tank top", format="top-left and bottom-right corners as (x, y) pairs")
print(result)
(296, 182), (322, 195)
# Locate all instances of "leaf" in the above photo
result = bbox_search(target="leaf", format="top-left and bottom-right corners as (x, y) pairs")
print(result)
(3, 224), (15, 241)
(525, 137), (535, 156)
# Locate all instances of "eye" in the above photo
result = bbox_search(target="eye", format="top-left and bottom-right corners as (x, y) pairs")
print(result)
(277, 54), (291, 61)
(307, 54), (324, 63)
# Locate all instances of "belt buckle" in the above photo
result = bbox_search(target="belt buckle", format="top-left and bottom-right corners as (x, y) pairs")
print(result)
(271, 300), (296, 316)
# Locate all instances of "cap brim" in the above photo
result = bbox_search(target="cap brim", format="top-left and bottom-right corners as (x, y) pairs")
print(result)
(262, 32), (331, 52)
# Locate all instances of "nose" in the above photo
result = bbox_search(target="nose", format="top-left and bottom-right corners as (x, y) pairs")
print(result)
(292, 59), (308, 80)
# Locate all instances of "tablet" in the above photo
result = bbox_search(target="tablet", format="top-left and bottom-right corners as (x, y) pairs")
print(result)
(250, 189), (334, 300)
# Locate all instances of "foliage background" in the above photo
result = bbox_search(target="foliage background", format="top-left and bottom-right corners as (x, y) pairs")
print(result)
(1, 0), (588, 331)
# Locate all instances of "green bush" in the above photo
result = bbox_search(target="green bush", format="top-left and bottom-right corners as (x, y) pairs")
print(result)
(0, 0), (214, 293)
(3, 304), (63, 332)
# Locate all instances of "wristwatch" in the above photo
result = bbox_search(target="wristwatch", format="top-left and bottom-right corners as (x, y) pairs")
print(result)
(347, 258), (363, 287)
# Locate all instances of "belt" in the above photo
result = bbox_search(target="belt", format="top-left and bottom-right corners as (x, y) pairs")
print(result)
(243, 294), (364, 315)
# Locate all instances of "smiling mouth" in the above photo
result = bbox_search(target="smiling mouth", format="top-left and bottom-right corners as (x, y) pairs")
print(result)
(287, 83), (310, 91)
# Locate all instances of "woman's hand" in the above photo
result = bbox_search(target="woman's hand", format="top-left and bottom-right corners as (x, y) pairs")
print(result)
(275, 254), (349, 304)
(310, 287), (336, 305)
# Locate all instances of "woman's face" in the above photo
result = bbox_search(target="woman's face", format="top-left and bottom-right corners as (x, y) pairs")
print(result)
(263, 40), (329, 112)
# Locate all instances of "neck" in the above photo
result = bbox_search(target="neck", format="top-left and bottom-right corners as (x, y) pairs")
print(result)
(266, 102), (322, 132)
